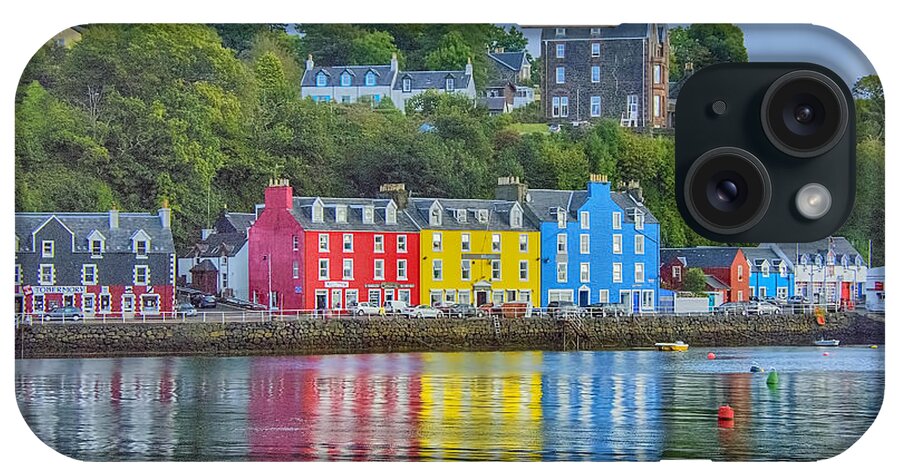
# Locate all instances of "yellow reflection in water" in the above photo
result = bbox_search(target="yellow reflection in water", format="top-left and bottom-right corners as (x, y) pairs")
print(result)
(418, 352), (543, 461)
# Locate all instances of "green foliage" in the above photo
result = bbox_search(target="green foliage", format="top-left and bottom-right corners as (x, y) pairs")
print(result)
(424, 31), (472, 71)
(670, 24), (747, 82)
(853, 75), (884, 141)
(489, 26), (529, 53)
(683, 268), (708, 294)
(349, 31), (401, 66)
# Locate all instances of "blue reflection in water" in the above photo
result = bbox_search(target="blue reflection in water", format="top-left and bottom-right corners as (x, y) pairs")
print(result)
(15, 347), (883, 461)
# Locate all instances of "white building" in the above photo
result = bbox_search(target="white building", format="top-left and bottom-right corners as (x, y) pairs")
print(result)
(766, 237), (867, 305)
(177, 212), (254, 301)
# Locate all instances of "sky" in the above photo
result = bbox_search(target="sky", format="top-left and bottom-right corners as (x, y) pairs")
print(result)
(519, 24), (875, 87)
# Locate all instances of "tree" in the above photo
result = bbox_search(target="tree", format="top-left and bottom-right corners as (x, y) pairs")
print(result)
(683, 268), (708, 295)
(212, 24), (288, 56)
(297, 24), (364, 65)
(670, 24), (747, 82)
(349, 30), (400, 65)
(853, 75), (884, 141)
(489, 25), (529, 53)
(424, 31), (473, 71)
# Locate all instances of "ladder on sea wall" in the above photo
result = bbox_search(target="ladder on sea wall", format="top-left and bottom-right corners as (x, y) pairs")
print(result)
(562, 313), (593, 350)
(492, 314), (501, 339)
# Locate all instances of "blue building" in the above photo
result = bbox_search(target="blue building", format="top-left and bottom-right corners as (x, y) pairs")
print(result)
(742, 245), (795, 300)
(496, 175), (659, 311)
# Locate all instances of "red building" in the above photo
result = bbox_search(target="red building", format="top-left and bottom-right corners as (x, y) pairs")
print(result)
(660, 247), (751, 302)
(248, 180), (421, 311)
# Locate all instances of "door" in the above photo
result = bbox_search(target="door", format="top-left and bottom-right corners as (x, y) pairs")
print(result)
(331, 289), (342, 309)
(578, 289), (590, 307)
(476, 290), (489, 306)
(627, 94), (639, 118)
(632, 291), (641, 313)
(315, 291), (327, 310)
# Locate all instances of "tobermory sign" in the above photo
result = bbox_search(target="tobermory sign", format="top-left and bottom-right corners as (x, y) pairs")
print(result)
(461, 253), (501, 260)
(365, 282), (415, 289)
(31, 286), (86, 295)
(325, 281), (349, 288)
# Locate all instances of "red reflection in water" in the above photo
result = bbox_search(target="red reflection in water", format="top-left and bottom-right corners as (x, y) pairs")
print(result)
(718, 373), (752, 459)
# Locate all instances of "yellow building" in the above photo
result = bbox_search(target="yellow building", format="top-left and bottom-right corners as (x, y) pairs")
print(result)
(407, 196), (541, 306)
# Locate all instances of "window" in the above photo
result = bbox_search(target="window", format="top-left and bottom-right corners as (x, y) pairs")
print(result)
(476, 210), (489, 223)
(510, 208), (522, 228)
(653, 64), (662, 84)
(519, 261), (529, 281)
(99, 294), (111, 312)
(590, 28), (600, 35)
(374, 235), (384, 253)
(312, 203), (324, 223)
(493, 290), (504, 304)
(635, 263), (645, 283)
(445, 77), (455, 91)
(779, 263), (788, 277)
(454, 209), (467, 223)
(461, 233), (471, 252)
(613, 234), (623, 254)
(777, 287), (789, 299)
(491, 260), (501, 280)
(134, 265), (149, 285)
(432, 232), (442, 252)
(293, 260), (300, 279)
(91, 240), (103, 256)
(433, 259), (443, 280)
(613, 212), (622, 230)
(559, 96), (569, 117)
(556, 43), (565, 58)
(293, 235), (300, 251)
(42, 240), (54, 258)
(122, 295), (135, 313)
(430, 290), (442, 305)
(136, 239), (148, 255)
(458, 290), (471, 305)
(599, 289), (609, 303)
(557, 234), (567, 253)
(341, 95), (351, 104)
(580, 263), (590, 283)
(343, 234), (353, 252)
(519, 234), (528, 252)
(635, 235), (645, 255)
(591, 42), (601, 57)
(82, 264), (97, 285)
(445, 290), (457, 303)
(336, 206), (347, 223)
(673, 266), (682, 280)
(402, 77), (411, 92)
(346, 289), (359, 307)
(737, 290), (744, 302)
(368, 289), (381, 304)
(340, 72), (351, 87)
(580, 211), (590, 229)
(556, 67), (565, 84)
(397, 260), (407, 280)
(365, 71), (376, 86)
(461, 260), (471, 280)
(758, 287), (767, 298)
(363, 207), (375, 224)
(82, 294), (95, 314)
(39, 264), (54, 285)
(557, 208), (567, 228)
(386, 206), (397, 225)
(642, 290), (654, 310)
(738, 265), (744, 281)
(580, 234), (590, 254)
(555, 28), (566, 37)
(316, 71), (327, 87)
(557, 263), (567, 283)
(590, 96), (601, 117)
(342, 259), (354, 280)
(552, 97), (560, 117)
(397, 235), (407, 253)
(654, 95), (662, 118)
(613, 263), (623, 283)
(374, 260), (385, 280)
(318, 259), (329, 280)
(319, 234), (329, 252)
(15, 264), (22, 285)
(635, 213), (645, 230)
(591, 66), (600, 83)
(492, 234), (501, 252)
(762, 262), (771, 277)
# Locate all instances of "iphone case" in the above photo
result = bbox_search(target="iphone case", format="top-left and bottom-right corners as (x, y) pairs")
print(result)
(13, 23), (884, 461)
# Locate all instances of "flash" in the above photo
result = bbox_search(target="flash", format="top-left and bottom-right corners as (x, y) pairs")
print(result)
(795, 183), (832, 220)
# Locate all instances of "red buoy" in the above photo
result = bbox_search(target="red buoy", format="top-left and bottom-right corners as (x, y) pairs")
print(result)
(718, 404), (734, 420)
(823, 352), (830, 357)
(707, 352), (716, 360)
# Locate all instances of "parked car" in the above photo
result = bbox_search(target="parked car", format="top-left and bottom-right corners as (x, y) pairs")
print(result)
(176, 303), (197, 317)
(192, 294), (216, 309)
(447, 303), (477, 318)
(764, 296), (788, 306)
(432, 301), (457, 313)
(714, 302), (748, 316)
(476, 303), (502, 317)
(586, 302), (629, 317)
(546, 301), (586, 318)
(44, 306), (82, 322)
(406, 304), (442, 319)
(383, 300), (410, 315)
(753, 301), (782, 315)
(787, 295), (812, 312)
(350, 302), (381, 316)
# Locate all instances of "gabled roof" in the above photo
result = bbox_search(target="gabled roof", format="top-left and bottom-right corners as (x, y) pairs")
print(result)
(393, 71), (471, 91)
(290, 197), (419, 232)
(216, 212), (255, 234)
(15, 212), (174, 254)
(487, 51), (528, 72)
(193, 232), (246, 258)
(407, 197), (538, 231)
(191, 259), (218, 272)
(765, 238), (864, 265)
(524, 188), (659, 224)
(705, 274), (730, 290)
(661, 247), (743, 269)
(742, 246), (793, 272)
(301, 65), (395, 87)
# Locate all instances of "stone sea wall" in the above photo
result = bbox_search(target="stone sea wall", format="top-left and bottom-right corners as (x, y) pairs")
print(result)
(14, 312), (884, 359)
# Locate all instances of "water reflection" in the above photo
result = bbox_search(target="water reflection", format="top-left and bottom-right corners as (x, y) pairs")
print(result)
(15, 347), (884, 461)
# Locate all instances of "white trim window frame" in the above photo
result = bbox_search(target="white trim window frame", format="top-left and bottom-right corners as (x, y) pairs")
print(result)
(133, 265), (150, 286)
(82, 264), (98, 285)
(42, 240), (54, 258)
(39, 264), (55, 285)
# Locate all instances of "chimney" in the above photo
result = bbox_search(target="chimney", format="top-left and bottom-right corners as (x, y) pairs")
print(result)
(627, 179), (644, 203)
(306, 54), (314, 71)
(587, 174), (611, 197)
(378, 183), (409, 210)
(109, 209), (119, 229)
(495, 176), (528, 203)
(390, 52), (398, 71)
(201, 228), (214, 240)
(158, 207), (171, 229)
(465, 57), (473, 76)
(264, 178), (294, 211)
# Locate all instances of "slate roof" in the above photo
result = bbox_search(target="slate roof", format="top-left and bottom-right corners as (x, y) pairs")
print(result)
(766, 238), (864, 264)
(15, 212), (174, 254)
(742, 246), (792, 272)
(191, 259), (218, 272)
(301, 65), (395, 88)
(540, 24), (654, 40)
(524, 188), (659, 224)
(290, 197), (419, 232)
(483, 96), (510, 112)
(488, 51), (528, 72)
(705, 274), (730, 290)
(660, 247), (742, 269)
(193, 232), (246, 258)
(394, 71), (471, 91)
(218, 212), (255, 234)
(406, 197), (538, 231)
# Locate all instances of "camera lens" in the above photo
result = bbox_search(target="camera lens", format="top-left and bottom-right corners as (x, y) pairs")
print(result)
(761, 70), (849, 158)
(684, 147), (772, 234)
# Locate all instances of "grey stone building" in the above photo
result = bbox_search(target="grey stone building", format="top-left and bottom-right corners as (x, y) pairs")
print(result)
(540, 25), (669, 127)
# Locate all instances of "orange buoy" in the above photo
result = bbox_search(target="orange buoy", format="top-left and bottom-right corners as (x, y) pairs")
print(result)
(815, 309), (826, 326)
(707, 352), (716, 360)
(718, 404), (734, 420)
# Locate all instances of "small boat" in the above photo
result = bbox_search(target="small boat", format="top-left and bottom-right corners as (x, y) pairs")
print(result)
(750, 361), (765, 373)
(814, 339), (840, 347)
(655, 341), (689, 352)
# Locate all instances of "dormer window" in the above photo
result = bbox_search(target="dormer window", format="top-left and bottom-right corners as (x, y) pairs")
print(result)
(510, 207), (523, 228)
(91, 239), (103, 256)
(365, 71), (376, 86)
(455, 209), (467, 223)
(312, 201), (324, 223)
(363, 206), (375, 224)
(135, 240), (148, 256)
(429, 203), (442, 226)
(841, 255), (849, 266)
(590, 27), (601, 36)
(815, 255), (823, 267)
(779, 263), (788, 277)
(826, 253), (835, 265)
(402, 77), (411, 92)
(856, 255), (864, 267)
(476, 209), (489, 224)
(555, 28), (566, 37)
(762, 262), (770, 277)
(800, 255), (809, 266)
(445, 77), (455, 91)
(385, 204), (397, 225)
(557, 208), (566, 229)
(316, 71), (328, 87)
(635, 211), (645, 230)
(340, 71), (352, 87)
(87, 230), (105, 257)
(41, 240), (54, 258)
(335, 206), (347, 223)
